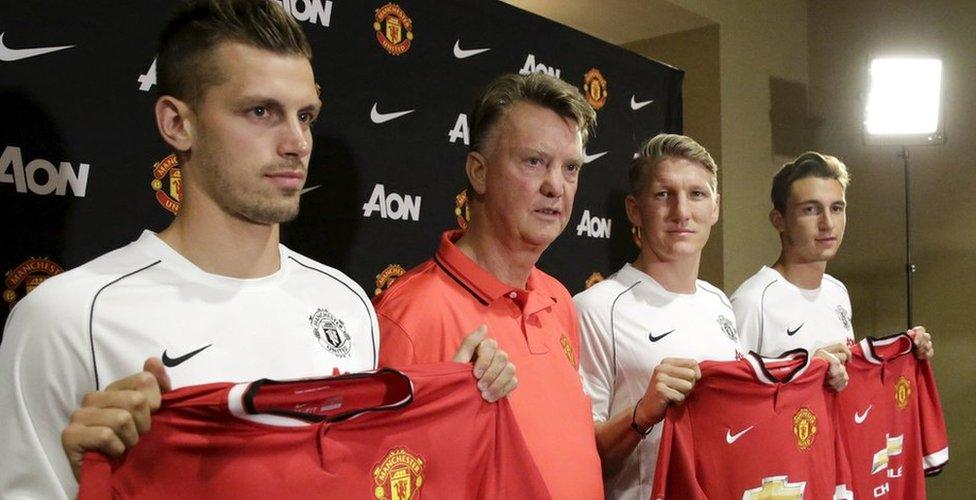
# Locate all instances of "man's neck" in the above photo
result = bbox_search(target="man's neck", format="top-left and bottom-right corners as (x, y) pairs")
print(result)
(454, 224), (544, 289)
(632, 252), (700, 294)
(771, 256), (828, 290)
(158, 202), (281, 279)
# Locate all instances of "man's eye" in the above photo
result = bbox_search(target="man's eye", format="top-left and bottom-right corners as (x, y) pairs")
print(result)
(654, 191), (668, 199)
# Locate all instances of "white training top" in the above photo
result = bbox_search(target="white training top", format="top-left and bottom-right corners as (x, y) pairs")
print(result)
(730, 266), (854, 357)
(0, 231), (379, 500)
(575, 262), (742, 500)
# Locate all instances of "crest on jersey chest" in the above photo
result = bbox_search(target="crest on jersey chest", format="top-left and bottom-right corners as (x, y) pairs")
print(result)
(309, 308), (352, 358)
(835, 305), (851, 330)
(717, 315), (738, 341)
(373, 447), (425, 499)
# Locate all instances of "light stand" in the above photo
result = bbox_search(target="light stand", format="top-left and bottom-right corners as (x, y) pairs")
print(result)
(864, 56), (943, 330)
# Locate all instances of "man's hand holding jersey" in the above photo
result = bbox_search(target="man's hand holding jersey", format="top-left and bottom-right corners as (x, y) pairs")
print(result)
(634, 357), (702, 430)
(61, 358), (171, 480)
(814, 343), (850, 392)
(909, 325), (934, 359)
(452, 324), (518, 403)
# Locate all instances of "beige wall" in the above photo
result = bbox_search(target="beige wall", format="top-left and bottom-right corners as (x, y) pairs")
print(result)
(623, 24), (724, 286)
(807, 0), (976, 494)
(664, 0), (810, 290)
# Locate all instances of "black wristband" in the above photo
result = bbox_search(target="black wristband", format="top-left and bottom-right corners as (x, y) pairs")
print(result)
(631, 397), (653, 438)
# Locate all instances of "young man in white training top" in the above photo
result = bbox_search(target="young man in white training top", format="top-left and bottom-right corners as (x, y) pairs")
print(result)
(0, 2), (513, 498)
(730, 151), (933, 393)
(575, 134), (748, 500)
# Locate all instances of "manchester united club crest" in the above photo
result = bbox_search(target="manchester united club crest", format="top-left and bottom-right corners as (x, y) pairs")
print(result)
(375, 264), (406, 296)
(151, 153), (182, 215)
(743, 476), (806, 499)
(374, 3), (413, 56)
(372, 447), (425, 500)
(894, 375), (911, 410)
(835, 305), (851, 331)
(792, 407), (817, 451)
(582, 68), (608, 110)
(454, 188), (470, 230)
(717, 315), (737, 341)
(584, 271), (604, 289)
(559, 334), (577, 368)
(309, 308), (352, 358)
(3, 257), (64, 308)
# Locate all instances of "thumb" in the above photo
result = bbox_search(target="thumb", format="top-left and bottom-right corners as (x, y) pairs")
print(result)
(144, 357), (173, 393)
(452, 324), (487, 363)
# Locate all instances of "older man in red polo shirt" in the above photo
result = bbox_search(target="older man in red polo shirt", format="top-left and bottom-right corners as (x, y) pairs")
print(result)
(374, 73), (602, 499)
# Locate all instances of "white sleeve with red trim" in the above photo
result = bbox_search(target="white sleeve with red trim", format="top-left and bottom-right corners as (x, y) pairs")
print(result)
(916, 359), (949, 475)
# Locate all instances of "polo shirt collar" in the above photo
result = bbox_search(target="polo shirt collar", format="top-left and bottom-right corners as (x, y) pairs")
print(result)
(433, 230), (556, 314)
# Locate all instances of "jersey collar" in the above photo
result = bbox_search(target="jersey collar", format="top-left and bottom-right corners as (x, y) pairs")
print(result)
(434, 230), (556, 315)
(745, 349), (812, 385)
(859, 332), (914, 365)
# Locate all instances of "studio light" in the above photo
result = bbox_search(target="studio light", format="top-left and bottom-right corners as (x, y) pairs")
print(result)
(863, 56), (944, 329)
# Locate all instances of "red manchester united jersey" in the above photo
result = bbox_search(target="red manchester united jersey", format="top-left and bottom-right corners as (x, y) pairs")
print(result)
(652, 350), (853, 500)
(78, 362), (550, 500)
(835, 333), (949, 499)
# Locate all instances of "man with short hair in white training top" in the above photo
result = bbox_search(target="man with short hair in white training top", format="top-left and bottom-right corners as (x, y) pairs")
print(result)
(730, 151), (933, 392)
(575, 134), (744, 500)
(0, 2), (513, 499)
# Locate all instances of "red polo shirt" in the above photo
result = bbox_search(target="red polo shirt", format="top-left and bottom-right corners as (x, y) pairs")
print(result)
(374, 230), (603, 499)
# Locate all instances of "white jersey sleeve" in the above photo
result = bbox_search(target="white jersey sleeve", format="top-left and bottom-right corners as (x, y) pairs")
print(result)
(575, 291), (614, 423)
(0, 280), (95, 500)
(730, 283), (764, 355)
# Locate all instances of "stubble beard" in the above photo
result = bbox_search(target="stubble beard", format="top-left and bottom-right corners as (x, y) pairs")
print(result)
(206, 158), (305, 225)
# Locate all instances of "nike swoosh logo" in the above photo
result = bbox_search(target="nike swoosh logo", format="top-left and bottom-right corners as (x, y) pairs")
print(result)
(370, 103), (415, 124)
(0, 33), (74, 62)
(726, 425), (755, 444)
(161, 344), (213, 368)
(854, 405), (873, 424)
(630, 95), (654, 110)
(583, 150), (608, 163)
(453, 40), (490, 59)
(300, 184), (321, 195)
(648, 329), (675, 342)
(786, 323), (804, 336)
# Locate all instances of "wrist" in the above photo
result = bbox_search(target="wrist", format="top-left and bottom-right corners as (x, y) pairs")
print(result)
(631, 398), (655, 438)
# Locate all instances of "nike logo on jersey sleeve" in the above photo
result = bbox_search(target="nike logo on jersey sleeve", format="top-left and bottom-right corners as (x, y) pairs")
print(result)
(725, 425), (754, 444)
(648, 329), (675, 342)
(162, 344), (213, 367)
(786, 323), (804, 336)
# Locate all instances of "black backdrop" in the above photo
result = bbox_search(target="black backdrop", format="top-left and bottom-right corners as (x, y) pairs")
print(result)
(0, 0), (682, 340)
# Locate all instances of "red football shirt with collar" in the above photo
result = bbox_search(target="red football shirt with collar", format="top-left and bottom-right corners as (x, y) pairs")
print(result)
(835, 333), (949, 499)
(77, 362), (551, 500)
(373, 230), (603, 499)
(652, 350), (853, 500)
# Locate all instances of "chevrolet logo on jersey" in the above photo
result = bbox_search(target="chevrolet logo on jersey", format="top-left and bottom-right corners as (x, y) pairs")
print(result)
(743, 476), (805, 499)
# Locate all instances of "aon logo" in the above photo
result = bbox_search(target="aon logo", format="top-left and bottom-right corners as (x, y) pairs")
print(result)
(362, 184), (421, 221)
(576, 210), (611, 238)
